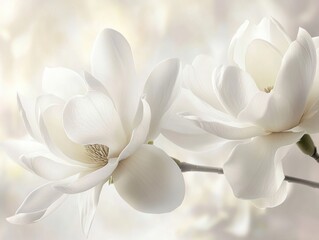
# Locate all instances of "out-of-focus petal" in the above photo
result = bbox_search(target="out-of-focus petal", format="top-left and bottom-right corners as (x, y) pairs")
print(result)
(224, 132), (302, 199)
(91, 29), (139, 130)
(54, 158), (118, 194)
(213, 65), (259, 117)
(17, 94), (42, 141)
(63, 91), (127, 157)
(113, 144), (185, 213)
(78, 183), (104, 237)
(252, 181), (289, 208)
(144, 58), (180, 140)
(42, 67), (87, 100)
(7, 183), (66, 224)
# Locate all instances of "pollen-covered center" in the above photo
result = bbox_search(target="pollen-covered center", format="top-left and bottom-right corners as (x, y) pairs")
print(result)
(85, 144), (109, 165)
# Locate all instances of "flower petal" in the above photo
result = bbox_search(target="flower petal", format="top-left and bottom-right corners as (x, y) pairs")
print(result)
(252, 181), (289, 208)
(299, 99), (319, 133)
(229, 18), (290, 69)
(78, 182), (104, 237)
(7, 183), (66, 224)
(54, 158), (118, 194)
(63, 91), (127, 157)
(144, 58), (180, 139)
(1, 140), (47, 170)
(224, 132), (302, 199)
(183, 55), (223, 111)
(182, 114), (266, 140)
(21, 155), (85, 180)
(42, 67), (87, 100)
(118, 99), (151, 161)
(239, 28), (316, 131)
(113, 144), (185, 213)
(91, 29), (139, 130)
(245, 39), (282, 91)
(213, 65), (259, 117)
(17, 94), (42, 141)
(39, 104), (91, 164)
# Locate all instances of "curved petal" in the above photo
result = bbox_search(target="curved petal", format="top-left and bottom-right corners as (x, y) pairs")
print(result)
(83, 71), (109, 96)
(306, 48), (319, 111)
(113, 144), (185, 213)
(7, 183), (66, 224)
(213, 65), (259, 117)
(245, 39), (282, 91)
(183, 55), (223, 111)
(118, 99), (151, 161)
(1, 140), (48, 170)
(144, 58), (180, 140)
(54, 158), (118, 194)
(91, 28), (139, 130)
(42, 67), (88, 100)
(17, 94), (42, 141)
(78, 182), (104, 237)
(252, 181), (289, 208)
(39, 104), (91, 164)
(299, 99), (319, 133)
(182, 114), (266, 140)
(239, 29), (316, 131)
(21, 155), (85, 180)
(63, 91), (127, 157)
(229, 18), (290, 69)
(224, 132), (302, 199)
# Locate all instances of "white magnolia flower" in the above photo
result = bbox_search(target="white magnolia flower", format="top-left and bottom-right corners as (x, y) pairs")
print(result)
(3, 28), (184, 236)
(183, 18), (319, 206)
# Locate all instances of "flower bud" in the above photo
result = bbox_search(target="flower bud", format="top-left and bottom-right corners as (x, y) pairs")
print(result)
(297, 134), (316, 157)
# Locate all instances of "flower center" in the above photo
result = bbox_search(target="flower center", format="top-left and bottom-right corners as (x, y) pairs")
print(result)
(264, 86), (273, 93)
(85, 144), (109, 165)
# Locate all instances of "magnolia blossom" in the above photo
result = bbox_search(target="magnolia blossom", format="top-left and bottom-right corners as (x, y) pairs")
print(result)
(183, 18), (319, 206)
(3, 28), (185, 236)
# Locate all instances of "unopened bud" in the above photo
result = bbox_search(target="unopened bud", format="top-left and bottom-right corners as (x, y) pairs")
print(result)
(297, 134), (316, 157)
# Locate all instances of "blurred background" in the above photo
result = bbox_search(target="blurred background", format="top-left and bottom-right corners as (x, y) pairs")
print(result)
(0, 0), (319, 239)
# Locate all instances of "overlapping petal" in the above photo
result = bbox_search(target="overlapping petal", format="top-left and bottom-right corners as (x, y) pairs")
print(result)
(224, 132), (302, 199)
(91, 29), (139, 130)
(7, 183), (66, 224)
(42, 67), (88, 100)
(144, 58), (180, 140)
(63, 91), (127, 157)
(113, 144), (185, 213)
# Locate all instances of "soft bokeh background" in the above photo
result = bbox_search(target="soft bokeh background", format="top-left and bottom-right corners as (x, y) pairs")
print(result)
(1, 0), (319, 239)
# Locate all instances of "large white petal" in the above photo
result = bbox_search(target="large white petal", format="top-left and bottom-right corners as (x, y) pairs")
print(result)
(54, 158), (118, 194)
(144, 58), (180, 140)
(224, 132), (302, 199)
(113, 144), (185, 213)
(239, 29), (316, 131)
(39, 104), (91, 164)
(299, 99), (319, 133)
(42, 67), (88, 100)
(118, 99), (151, 161)
(305, 48), (319, 111)
(252, 181), (289, 208)
(7, 183), (66, 224)
(213, 65), (259, 117)
(245, 39), (282, 91)
(91, 29), (139, 130)
(78, 182), (104, 237)
(63, 91), (127, 157)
